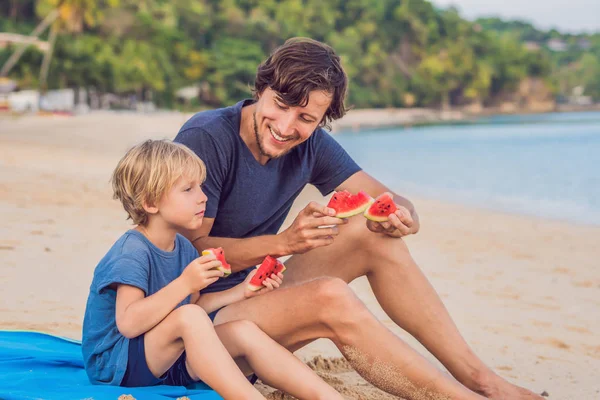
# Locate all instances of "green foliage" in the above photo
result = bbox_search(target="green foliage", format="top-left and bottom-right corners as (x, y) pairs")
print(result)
(4, 0), (593, 108)
(478, 17), (600, 101)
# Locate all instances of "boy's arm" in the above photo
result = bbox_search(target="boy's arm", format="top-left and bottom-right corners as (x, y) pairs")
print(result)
(195, 285), (245, 314)
(195, 270), (283, 313)
(115, 277), (191, 339)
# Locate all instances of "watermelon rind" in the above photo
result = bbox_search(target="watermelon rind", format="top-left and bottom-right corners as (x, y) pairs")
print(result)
(247, 283), (263, 292)
(363, 211), (390, 222)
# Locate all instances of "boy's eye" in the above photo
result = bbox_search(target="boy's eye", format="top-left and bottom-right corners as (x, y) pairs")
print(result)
(184, 187), (192, 192)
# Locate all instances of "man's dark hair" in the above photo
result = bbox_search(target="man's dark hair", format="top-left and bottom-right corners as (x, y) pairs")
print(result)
(253, 37), (348, 130)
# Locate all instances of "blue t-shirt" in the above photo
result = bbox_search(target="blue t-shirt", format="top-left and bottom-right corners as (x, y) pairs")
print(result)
(81, 230), (199, 385)
(174, 99), (361, 293)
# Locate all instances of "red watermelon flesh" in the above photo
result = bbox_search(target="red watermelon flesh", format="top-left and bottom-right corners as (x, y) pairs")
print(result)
(202, 247), (231, 276)
(248, 255), (286, 291)
(364, 192), (397, 222)
(327, 190), (373, 218)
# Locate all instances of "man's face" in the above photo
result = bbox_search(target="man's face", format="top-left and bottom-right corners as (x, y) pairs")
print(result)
(252, 88), (332, 159)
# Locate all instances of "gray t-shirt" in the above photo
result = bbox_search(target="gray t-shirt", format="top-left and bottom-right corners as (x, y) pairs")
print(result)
(175, 99), (361, 293)
(82, 230), (198, 385)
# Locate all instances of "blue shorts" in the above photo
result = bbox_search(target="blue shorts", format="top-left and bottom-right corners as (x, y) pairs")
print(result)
(121, 308), (257, 387)
(121, 334), (195, 387)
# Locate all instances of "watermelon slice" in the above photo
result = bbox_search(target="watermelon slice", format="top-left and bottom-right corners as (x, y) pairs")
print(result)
(364, 192), (398, 222)
(247, 255), (286, 291)
(201, 247), (231, 276)
(327, 190), (373, 218)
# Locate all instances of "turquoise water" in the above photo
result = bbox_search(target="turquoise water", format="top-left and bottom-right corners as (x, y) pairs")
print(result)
(335, 111), (600, 225)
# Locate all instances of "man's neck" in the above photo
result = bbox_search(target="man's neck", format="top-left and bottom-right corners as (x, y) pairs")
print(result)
(136, 219), (176, 252)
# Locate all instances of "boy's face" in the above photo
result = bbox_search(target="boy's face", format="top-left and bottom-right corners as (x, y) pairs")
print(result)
(157, 175), (207, 230)
(252, 88), (331, 159)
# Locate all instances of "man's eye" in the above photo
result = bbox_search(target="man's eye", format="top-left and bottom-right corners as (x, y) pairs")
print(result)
(275, 102), (287, 110)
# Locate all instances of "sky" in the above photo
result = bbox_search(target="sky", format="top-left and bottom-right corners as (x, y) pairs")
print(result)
(430, 0), (600, 34)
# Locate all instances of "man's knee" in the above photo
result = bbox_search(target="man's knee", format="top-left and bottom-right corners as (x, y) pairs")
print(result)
(312, 277), (372, 336)
(342, 216), (412, 260)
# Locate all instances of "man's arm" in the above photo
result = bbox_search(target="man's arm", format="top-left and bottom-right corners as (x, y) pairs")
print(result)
(338, 171), (420, 236)
(184, 204), (345, 272)
(187, 218), (285, 273)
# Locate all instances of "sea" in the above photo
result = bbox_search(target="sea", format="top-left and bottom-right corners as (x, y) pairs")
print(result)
(334, 111), (600, 226)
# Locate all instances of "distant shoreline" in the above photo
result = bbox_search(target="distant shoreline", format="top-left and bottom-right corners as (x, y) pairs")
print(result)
(3, 102), (600, 133)
(330, 103), (600, 132)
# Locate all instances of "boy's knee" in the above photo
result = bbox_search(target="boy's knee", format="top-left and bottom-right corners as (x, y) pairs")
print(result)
(173, 304), (212, 331)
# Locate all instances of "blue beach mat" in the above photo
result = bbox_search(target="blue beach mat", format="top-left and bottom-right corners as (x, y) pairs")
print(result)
(0, 330), (223, 400)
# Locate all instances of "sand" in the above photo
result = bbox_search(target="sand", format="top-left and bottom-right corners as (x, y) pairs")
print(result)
(1, 112), (599, 399)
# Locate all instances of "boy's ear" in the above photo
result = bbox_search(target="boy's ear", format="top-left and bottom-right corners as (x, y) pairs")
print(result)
(142, 200), (158, 215)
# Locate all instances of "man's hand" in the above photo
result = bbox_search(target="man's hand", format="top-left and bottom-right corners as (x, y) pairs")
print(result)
(366, 205), (415, 238)
(242, 269), (284, 299)
(279, 201), (347, 254)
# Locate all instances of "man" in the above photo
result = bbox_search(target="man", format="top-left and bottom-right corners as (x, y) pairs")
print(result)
(175, 38), (542, 399)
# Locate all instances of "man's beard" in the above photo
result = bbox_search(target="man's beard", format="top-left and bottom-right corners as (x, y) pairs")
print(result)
(253, 111), (272, 158)
(253, 111), (295, 160)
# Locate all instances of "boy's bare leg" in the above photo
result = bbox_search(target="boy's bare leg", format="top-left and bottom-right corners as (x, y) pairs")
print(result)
(281, 216), (543, 399)
(142, 304), (264, 400)
(215, 278), (487, 400)
(215, 320), (343, 400)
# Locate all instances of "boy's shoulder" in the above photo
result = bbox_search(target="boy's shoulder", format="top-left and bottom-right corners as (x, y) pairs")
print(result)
(175, 233), (199, 259)
(116, 230), (153, 257)
(96, 230), (152, 269)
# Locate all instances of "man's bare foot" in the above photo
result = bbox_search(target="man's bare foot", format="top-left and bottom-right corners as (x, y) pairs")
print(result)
(477, 372), (544, 400)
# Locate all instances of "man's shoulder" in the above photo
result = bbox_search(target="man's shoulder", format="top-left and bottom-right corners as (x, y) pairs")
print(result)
(302, 127), (338, 153)
(177, 101), (246, 137)
(175, 103), (245, 153)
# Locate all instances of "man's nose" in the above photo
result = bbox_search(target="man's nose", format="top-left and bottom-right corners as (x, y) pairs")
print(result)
(277, 112), (296, 137)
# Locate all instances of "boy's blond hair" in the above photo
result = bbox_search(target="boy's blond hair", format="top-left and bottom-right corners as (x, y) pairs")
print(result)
(111, 139), (206, 225)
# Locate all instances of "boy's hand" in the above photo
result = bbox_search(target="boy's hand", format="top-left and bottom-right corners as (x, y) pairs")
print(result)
(181, 253), (225, 293)
(242, 269), (284, 299)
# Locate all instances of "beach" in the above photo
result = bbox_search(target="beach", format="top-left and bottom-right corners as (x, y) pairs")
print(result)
(1, 112), (599, 399)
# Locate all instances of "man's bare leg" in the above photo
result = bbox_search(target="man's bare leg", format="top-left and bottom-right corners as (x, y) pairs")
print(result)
(281, 216), (542, 399)
(215, 278), (487, 400)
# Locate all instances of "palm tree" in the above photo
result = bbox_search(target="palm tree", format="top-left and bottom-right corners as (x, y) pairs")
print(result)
(36, 0), (120, 89)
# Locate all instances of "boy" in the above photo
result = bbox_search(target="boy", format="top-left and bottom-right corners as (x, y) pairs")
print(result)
(82, 139), (342, 399)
